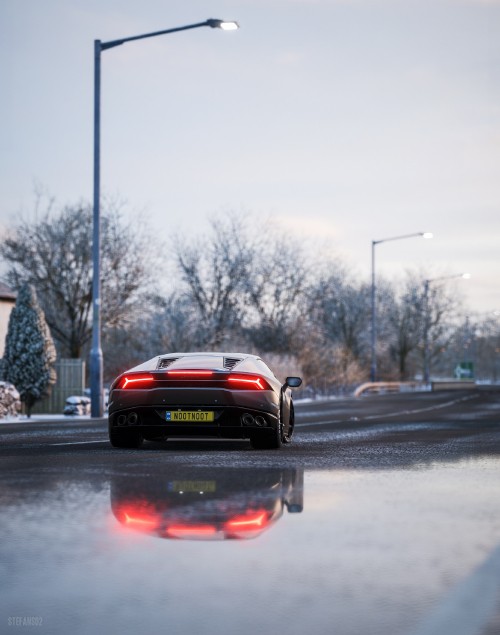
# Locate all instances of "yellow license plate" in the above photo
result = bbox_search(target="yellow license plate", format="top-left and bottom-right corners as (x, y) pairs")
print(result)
(165, 410), (215, 422)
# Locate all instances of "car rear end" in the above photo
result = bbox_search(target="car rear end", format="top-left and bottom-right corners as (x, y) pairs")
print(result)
(108, 367), (281, 444)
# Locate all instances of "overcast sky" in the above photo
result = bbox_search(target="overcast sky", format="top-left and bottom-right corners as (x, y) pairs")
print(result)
(1, 0), (499, 313)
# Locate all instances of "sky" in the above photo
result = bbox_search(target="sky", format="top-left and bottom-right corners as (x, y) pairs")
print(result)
(1, 0), (499, 314)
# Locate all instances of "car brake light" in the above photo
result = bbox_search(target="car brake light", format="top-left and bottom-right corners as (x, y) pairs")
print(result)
(227, 374), (269, 390)
(119, 374), (155, 389)
(167, 370), (214, 378)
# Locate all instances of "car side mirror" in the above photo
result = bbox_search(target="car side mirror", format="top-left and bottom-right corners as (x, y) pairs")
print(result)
(285, 377), (302, 388)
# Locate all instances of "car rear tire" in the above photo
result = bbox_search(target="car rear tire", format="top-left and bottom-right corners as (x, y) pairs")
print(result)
(282, 402), (294, 444)
(250, 415), (283, 450)
(109, 429), (143, 449)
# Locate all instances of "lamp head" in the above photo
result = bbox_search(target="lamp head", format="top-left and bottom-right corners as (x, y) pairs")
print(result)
(207, 19), (239, 30)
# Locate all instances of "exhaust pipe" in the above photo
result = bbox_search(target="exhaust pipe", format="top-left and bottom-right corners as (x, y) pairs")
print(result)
(127, 411), (139, 425)
(117, 414), (127, 426)
(242, 413), (255, 426)
(255, 416), (267, 427)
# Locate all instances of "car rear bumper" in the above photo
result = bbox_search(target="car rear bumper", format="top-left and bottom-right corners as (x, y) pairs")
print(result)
(108, 404), (279, 439)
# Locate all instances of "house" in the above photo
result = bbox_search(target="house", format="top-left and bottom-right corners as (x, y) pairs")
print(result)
(0, 282), (17, 358)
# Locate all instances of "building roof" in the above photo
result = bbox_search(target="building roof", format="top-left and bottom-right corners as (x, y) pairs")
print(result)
(0, 282), (17, 301)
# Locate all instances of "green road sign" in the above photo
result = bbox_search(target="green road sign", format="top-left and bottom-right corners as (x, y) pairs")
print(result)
(454, 361), (474, 380)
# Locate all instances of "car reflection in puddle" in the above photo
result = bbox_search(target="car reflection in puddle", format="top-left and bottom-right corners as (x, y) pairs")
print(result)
(111, 467), (303, 540)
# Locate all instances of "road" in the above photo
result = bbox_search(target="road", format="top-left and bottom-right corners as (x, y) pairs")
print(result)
(1, 388), (499, 635)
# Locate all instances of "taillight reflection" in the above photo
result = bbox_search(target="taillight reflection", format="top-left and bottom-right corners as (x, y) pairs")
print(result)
(166, 524), (218, 539)
(225, 510), (270, 538)
(117, 507), (160, 530)
(114, 505), (274, 540)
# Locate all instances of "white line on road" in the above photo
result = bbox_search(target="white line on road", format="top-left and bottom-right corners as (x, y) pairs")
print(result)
(50, 440), (107, 446)
(296, 394), (479, 428)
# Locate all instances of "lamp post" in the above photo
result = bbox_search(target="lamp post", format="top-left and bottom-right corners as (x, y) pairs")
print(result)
(91, 19), (239, 417)
(370, 232), (433, 383)
(423, 273), (470, 383)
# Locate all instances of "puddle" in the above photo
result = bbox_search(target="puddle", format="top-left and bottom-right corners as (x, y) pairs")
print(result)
(1, 459), (499, 635)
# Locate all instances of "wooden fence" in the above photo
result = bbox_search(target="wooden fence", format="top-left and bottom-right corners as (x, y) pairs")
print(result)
(31, 359), (85, 415)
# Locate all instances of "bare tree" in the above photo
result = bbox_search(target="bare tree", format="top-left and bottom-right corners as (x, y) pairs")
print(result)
(432, 313), (500, 382)
(0, 199), (158, 359)
(386, 281), (424, 380)
(309, 268), (371, 362)
(243, 232), (312, 353)
(174, 212), (314, 353)
(472, 315), (500, 382)
(175, 213), (252, 349)
(385, 271), (462, 380)
(298, 337), (366, 394)
(422, 281), (464, 378)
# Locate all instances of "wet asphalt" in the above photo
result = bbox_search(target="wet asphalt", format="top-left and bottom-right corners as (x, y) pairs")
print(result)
(1, 388), (499, 635)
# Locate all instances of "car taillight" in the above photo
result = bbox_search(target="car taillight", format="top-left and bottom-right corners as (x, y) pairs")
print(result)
(119, 374), (155, 389)
(227, 374), (270, 390)
(116, 370), (271, 390)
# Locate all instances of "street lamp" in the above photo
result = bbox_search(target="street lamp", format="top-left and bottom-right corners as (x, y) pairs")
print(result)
(91, 19), (239, 417)
(370, 232), (433, 383)
(423, 273), (470, 383)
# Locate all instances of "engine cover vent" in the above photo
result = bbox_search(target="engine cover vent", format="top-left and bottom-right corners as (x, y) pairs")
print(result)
(223, 357), (242, 371)
(157, 357), (180, 370)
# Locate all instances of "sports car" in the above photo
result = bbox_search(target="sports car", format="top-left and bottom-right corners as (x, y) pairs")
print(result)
(108, 352), (302, 449)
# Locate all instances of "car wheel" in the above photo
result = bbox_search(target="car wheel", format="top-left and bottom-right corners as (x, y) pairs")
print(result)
(282, 402), (294, 444)
(109, 429), (143, 449)
(250, 413), (283, 450)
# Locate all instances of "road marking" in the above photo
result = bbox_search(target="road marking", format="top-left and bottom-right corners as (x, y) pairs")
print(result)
(297, 417), (360, 428)
(296, 394), (480, 427)
(50, 440), (107, 446)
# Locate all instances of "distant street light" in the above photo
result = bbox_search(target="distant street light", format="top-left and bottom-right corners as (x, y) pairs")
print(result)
(423, 273), (470, 383)
(370, 232), (433, 382)
(91, 19), (239, 417)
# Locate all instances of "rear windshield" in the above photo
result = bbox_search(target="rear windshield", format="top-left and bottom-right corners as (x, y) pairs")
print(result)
(165, 356), (226, 370)
(237, 358), (275, 379)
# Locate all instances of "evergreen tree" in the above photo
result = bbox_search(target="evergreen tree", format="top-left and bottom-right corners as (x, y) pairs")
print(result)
(2, 284), (57, 416)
